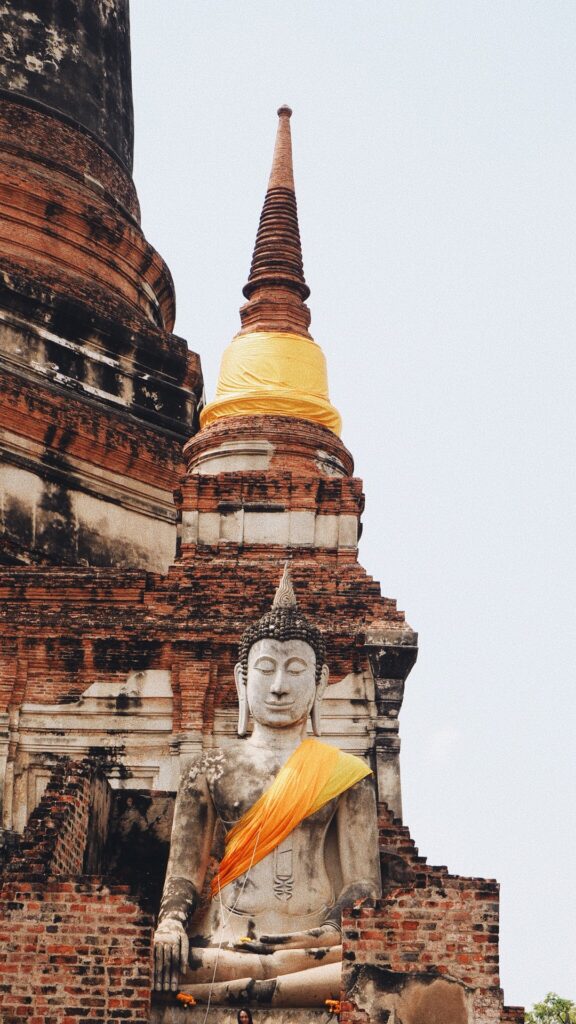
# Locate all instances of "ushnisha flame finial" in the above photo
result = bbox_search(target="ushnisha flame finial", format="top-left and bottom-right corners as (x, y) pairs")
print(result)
(272, 562), (297, 609)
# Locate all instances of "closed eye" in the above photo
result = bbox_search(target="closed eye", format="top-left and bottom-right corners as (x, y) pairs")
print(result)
(254, 658), (276, 673)
(285, 658), (307, 674)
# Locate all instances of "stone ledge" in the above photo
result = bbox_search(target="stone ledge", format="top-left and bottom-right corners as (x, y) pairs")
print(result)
(151, 1003), (331, 1024)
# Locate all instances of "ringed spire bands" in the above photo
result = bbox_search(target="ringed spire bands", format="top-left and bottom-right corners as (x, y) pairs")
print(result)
(242, 104), (309, 306)
(200, 107), (342, 436)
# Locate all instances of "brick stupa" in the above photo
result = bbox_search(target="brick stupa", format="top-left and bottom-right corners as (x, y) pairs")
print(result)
(0, 0), (203, 573)
(0, 6), (523, 1024)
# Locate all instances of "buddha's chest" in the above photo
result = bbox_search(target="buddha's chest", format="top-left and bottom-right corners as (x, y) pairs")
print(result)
(208, 757), (279, 825)
(206, 753), (339, 917)
(208, 755), (338, 831)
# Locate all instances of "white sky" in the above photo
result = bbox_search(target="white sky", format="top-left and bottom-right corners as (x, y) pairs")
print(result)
(129, 1), (576, 1010)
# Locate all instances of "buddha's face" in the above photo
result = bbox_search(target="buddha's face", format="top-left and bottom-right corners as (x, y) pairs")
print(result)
(240, 638), (327, 729)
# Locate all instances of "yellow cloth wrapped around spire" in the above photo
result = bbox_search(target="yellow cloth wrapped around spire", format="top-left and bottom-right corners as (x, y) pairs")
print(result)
(211, 738), (370, 896)
(200, 331), (342, 435)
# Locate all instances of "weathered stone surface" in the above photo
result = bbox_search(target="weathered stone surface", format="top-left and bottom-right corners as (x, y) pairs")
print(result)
(338, 802), (524, 1023)
(0, 762), (154, 1020)
(0, 6), (521, 1021)
(151, 1009), (328, 1024)
(0, 114), (175, 327)
(0, 61), (203, 569)
(0, 0), (133, 169)
(153, 593), (381, 1003)
(0, 359), (198, 569)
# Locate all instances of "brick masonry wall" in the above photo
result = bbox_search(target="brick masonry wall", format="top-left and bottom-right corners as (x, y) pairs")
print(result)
(338, 803), (524, 1024)
(0, 84), (203, 570)
(0, 103), (174, 329)
(0, 423), (521, 1021)
(0, 96), (139, 216)
(342, 883), (500, 989)
(2, 759), (93, 880)
(0, 878), (153, 1024)
(0, 551), (409, 726)
(501, 1007), (525, 1024)
(0, 368), (189, 494)
(0, 759), (154, 1023)
(0, 414), (413, 713)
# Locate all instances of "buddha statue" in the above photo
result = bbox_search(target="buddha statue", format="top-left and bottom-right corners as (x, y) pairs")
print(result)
(153, 566), (381, 1006)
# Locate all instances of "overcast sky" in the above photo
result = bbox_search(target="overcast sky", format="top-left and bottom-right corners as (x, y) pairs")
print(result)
(129, 2), (575, 1010)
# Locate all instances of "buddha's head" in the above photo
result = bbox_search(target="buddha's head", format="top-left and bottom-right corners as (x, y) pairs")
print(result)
(234, 564), (329, 736)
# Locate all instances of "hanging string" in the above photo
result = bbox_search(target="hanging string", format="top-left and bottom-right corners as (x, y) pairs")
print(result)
(198, 818), (265, 1024)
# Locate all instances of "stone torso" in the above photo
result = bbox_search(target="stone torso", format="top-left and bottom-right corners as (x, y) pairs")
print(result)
(193, 746), (338, 928)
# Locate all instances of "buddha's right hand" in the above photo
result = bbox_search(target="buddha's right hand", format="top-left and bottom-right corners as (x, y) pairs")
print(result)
(236, 922), (342, 954)
(153, 919), (189, 992)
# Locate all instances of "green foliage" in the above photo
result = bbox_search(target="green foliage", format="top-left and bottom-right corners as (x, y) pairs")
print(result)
(526, 993), (576, 1024)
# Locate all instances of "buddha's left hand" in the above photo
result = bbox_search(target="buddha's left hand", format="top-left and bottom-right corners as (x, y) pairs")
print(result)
(235, 923), (341, 954)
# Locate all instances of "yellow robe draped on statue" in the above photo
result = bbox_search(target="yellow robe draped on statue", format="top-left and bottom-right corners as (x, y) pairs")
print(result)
(211, 738), (371, 897)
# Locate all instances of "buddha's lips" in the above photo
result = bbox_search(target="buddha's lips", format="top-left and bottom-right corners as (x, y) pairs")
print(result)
(264, 701), (295, 708)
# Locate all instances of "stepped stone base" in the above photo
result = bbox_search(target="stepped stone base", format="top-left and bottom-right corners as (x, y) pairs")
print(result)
(151, 1004), (331, 1024)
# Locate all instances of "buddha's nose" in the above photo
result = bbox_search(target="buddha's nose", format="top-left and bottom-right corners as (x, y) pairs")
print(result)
(270, 670), (289, 695)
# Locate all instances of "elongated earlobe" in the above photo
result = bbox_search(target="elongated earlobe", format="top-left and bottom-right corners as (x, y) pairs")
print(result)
(311, 698), (322, 736)
(311, 663), (329, 736)
(237, 691), (249, 737)
(234, 662), (249, 737)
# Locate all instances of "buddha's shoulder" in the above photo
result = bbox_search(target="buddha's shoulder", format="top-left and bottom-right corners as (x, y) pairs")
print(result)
(185, 744), (272, 788)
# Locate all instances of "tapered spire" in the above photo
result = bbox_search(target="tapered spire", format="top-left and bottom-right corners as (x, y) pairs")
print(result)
(240, 106), (311, 335)
(200, 107), (341, 436)
(267, 105), (296, 191)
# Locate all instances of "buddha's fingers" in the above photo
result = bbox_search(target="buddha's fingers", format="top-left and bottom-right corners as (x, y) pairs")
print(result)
(179, 931), (189, 975)
(153, 920), (189, 990)
(187, 947), (267, 982)
(159, 944), (172, 992)
(154, 939), (180, 991)
(170, 958), (179, 992)
(166, 948), (177, 992)
(153, 941), (164, 991)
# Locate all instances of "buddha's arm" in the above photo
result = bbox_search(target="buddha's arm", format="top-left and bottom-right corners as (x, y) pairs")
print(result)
(327, 773), (382, 926)
(154, 766), (216, 991)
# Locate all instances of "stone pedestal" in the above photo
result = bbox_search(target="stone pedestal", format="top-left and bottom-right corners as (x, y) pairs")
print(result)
(151, 1002), (332, 1024)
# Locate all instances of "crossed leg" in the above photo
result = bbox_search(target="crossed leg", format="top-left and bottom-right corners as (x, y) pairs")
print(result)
(181, 945), (342, 1005)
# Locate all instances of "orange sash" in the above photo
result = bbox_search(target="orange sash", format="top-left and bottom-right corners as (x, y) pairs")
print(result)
(211, 738), (371, 897)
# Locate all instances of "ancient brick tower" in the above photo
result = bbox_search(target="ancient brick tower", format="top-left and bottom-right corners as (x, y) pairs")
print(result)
(0, 0), (203, 572)
(0, 5), (523, 1023)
